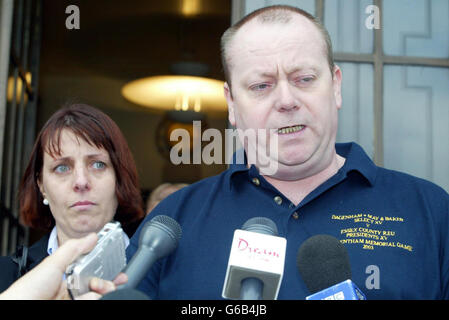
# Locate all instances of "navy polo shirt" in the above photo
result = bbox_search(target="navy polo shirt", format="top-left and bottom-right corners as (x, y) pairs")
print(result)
(126, 142), (449, 299)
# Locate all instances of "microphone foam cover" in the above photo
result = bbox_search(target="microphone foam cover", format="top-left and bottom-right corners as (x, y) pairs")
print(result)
(242, 217), (278, 236)
(296, 234), (351, 294)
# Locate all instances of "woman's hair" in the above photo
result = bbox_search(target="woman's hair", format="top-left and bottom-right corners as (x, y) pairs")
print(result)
(19, 103), (144, 231)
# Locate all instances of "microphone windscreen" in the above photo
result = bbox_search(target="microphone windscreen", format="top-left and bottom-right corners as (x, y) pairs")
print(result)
(144, 215), (182, 244)
(242, 217), (278, 236)
(296, 234), (351, 294)
(101, 288), (150, 300)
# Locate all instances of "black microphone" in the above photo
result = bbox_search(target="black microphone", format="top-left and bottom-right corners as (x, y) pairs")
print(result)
(119, 215), (182, 289)
(101, 288), (150, 300)
(296, 234), (366, 300)
(222, 217), (287, 300)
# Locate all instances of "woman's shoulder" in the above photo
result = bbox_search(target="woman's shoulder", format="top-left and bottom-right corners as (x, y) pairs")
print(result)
(0, 233), (50, 293)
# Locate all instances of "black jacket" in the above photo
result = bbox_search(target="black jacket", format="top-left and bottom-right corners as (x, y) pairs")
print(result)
(0, 234), (50, 293)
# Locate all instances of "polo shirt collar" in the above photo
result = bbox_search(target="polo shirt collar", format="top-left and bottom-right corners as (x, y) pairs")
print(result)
(335, 142), (377, 187)
(228, 142), (378, 188)
(228, 148), (250, 175)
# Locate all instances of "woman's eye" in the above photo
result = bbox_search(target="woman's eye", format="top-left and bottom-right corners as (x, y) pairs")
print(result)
(92, 161), (106, 170)
(54, 164), (70, 173)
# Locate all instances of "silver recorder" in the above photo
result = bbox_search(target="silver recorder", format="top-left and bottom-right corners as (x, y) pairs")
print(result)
(66, 222), (127, 298)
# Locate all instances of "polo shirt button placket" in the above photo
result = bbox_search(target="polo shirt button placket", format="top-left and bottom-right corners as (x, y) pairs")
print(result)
(288, 203), (299, 220)
(274, 196), (283, 205)
(252, 177), (260, 186)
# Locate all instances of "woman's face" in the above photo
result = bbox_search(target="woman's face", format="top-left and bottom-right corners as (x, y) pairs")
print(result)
(37, 129), (118, 244)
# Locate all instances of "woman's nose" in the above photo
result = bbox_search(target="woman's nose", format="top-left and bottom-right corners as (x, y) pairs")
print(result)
(73, 167), (90, 192)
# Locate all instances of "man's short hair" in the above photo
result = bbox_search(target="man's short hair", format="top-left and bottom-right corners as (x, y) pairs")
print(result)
(220, 5), (335, 85)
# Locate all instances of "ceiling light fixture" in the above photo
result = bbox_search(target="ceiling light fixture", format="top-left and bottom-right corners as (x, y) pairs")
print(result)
(121, 74), (227, 114)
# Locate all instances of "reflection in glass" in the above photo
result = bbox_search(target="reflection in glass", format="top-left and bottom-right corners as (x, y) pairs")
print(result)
(383, 0), (449, 58)
(336, 63), (374, 159)
(324, 0), (374, 54)
(384, 65), (449, 192)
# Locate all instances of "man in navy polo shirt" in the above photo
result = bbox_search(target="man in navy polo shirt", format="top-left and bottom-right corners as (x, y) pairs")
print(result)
(126, 5), (449, 299)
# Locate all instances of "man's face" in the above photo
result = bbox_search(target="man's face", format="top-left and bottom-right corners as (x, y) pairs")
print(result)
(225, 15), (342, 180)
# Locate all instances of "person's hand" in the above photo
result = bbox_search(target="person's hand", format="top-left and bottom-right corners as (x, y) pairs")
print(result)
(0, 233), (101, 300)
(77, 273), (128, 300)
(0, 233), (129, 300)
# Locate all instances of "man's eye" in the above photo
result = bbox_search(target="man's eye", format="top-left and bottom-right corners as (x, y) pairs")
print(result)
(54, 164), (70, 173)
(296, 76), (315, 84)
(250, 83), (271, 91)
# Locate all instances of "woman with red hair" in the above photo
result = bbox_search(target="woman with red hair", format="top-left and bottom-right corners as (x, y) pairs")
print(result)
(0, 103), (144, 294)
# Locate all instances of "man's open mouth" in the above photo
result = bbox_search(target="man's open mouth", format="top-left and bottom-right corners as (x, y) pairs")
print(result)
(277, 125), (305, 134)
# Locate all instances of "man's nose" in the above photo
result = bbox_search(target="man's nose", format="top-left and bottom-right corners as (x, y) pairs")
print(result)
(73, 166), (91, 192)
(274, 81), (300, 112)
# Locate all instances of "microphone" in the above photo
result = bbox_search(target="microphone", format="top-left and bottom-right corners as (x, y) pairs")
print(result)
(119, 215), (182, 289)
(222, 217), (287, 300)
(101, 288), (150, 300)
(296, 234), (366, 300)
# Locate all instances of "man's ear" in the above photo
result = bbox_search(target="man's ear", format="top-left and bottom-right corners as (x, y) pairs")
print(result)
(224, 82), (236, 126)
(332, 65), (343, 110)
